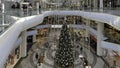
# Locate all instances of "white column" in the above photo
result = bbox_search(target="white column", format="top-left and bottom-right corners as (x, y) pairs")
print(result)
(37, 2), (39, 14)
(99, 0), (103, 11)
(89, 0), (91, 9)
(97, 22), (104, 56)
(94, 0), (98, 10)
(20, 30), (27, 57)
(117, 0), (120, 6)
(2, 3), (5, 32)
(20, 3), (23, 17)
(33, 34), (36, 43)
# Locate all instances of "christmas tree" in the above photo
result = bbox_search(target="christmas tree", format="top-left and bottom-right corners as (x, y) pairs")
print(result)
(55, 23), (74, 68)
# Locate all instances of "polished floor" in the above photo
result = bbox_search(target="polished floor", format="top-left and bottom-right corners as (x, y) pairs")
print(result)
(15, 31), (108, 68)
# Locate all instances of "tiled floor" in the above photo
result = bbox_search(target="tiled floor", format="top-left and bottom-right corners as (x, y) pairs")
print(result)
(15, 42), (107, 68)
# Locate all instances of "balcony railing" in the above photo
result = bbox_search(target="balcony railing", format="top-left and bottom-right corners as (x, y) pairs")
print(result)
(0, 6), (120, 37)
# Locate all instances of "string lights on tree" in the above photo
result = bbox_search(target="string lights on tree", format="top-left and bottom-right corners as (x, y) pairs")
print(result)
(55, 23), (74, 68)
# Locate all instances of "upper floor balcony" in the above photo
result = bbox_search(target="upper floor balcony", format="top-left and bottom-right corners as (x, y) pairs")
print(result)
(0, 1), (120, 44)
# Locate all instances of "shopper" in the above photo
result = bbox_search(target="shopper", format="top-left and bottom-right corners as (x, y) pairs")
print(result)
(112, 60), (116, 68)
(35, 53), (39, 60)
(80, 46), (83, 53)
(11, 3), (15, 9)
(38, 57), (41, 66)
(84, 59), (88, 66)
(17, 49), (19, 59)
(39, 5), (41, 13)
(85, 37), (89, 45)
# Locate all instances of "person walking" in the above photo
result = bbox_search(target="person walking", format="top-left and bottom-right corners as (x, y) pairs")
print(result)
(35, 53), (39, 60)
(39, 4), (41, 13)
(38, 57), (41, 66)
(80, 46), (83, 54)
(82, 57), (88, 68)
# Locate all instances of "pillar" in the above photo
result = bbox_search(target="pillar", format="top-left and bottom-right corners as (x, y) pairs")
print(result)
(97, 22), (104, 56)
(20, 30), (27, 57)
(99, 0), (103, 11)
(94, 0), (98, 10)
(86, 0), (89, 7)
(89, 0), (91, 9)
(2, 3), (5, 32)
(33, 34), (36, 43)
(37, 2), (39, 14)
(20, 2), (24, 17)
(117, 0), (120, 6)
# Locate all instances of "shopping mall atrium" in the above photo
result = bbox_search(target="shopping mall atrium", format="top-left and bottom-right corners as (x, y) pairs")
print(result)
(0, 0), (120, 68)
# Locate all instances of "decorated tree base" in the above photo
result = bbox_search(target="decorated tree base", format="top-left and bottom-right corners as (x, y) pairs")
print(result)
(54, 63), (74, 68)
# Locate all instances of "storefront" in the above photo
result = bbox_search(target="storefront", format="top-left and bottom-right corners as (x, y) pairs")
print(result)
(36, 28), (49, 43)
(5, 46), (20, 68)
